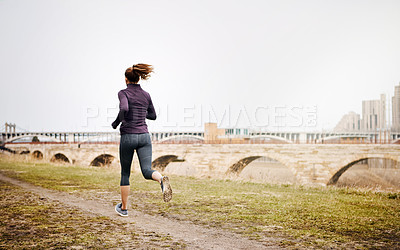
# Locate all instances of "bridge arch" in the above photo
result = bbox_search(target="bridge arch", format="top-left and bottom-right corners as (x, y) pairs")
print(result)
(5, 135), (62, 143)
(249, 135), (293, 144)
(152, 155), (184, 171)
(32, 150), (43, 160)
(392, 138), (400, 144)
(226, 156), (262, 174)
(317, 135), (368, 144)
(327, 156), (400, 186)
(90, 154), (116, 167)
(157, 135), (204, 143)
(226, 155), (298, 184)
(80, 134), (120, 143)
(50, 153), (70, 164)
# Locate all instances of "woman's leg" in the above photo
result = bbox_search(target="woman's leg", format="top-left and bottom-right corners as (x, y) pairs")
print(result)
(136, 133), (157, 181)
(120, 186), (130, 210)
(137, 133), (172, 202)
(136, 133), (163, 182)
(152, 171), (163, 183)
(119, 134), (136, 210)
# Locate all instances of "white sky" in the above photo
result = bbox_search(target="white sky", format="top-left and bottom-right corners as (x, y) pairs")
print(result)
(1, 0), (400, 132)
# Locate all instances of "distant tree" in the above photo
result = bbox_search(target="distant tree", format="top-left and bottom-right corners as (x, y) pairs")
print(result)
(32, 136), (40, 142)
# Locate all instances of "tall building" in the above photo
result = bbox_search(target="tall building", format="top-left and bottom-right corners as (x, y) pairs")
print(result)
(361, 94), (386, 131)
(204, 122), (225, 142)
(392, 84), (400, 132)
(334, 111), (361, 132)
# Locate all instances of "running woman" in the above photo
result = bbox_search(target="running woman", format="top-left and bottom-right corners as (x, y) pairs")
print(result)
(112, 63), (172, 217)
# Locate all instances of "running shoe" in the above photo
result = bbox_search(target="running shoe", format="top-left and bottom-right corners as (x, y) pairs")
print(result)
(161, 176), (172, 202)
(115, 203), (128, 217)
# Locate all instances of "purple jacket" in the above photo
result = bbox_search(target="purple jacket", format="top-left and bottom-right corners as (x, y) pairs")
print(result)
(112, 84), (156, 134)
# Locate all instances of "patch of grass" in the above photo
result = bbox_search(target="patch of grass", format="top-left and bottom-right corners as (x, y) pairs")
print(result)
(0, 157), (399, 248)
(0, 180), (185, 249)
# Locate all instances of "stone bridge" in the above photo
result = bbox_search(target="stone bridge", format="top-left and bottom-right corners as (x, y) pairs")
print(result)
(5, 143), (400, 186)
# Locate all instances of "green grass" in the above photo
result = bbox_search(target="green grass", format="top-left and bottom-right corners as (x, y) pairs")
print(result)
(0, 179), (185, 249)
(0, 156), (399, 248)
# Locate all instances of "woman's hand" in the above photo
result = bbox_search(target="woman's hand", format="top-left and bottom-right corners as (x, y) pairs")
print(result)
(112, 120), (120, 129)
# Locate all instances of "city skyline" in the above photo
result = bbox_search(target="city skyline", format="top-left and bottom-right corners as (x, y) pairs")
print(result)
(335, 83), (400, 133)
(1, 0), (400, 132)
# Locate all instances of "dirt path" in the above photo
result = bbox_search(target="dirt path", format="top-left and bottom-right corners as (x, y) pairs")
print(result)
(0, 173), (279, 249)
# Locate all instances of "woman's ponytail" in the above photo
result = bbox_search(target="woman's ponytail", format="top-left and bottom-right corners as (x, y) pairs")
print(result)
(125, 63), (154, 83)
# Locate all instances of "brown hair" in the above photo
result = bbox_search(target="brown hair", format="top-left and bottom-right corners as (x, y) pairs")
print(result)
(125, 63), (154, 83)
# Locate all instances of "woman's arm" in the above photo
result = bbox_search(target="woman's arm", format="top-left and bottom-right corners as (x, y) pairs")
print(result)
(146, 94), (157, 120)
(111, 116), (120, 129)
(111, 91), (129, 129)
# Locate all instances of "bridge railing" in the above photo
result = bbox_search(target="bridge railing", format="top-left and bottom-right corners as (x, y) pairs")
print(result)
(153, 139), (396, 144)
(2, 132), (400, 145)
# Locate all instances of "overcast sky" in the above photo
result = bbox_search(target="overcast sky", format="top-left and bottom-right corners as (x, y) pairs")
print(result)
(1, 0), (400, 132)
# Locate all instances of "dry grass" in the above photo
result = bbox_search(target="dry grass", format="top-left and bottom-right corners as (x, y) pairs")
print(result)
(0, 155), (399, 248)
(0, 180), (185, 249)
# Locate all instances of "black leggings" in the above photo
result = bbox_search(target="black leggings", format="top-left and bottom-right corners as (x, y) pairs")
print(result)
(119, 133), (155, 186)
